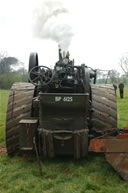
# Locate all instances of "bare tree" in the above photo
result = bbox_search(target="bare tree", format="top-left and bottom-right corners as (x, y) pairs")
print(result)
(119, 55), (128, 76)
(109, 70), (120, 83)
(0, 50), (8, 60)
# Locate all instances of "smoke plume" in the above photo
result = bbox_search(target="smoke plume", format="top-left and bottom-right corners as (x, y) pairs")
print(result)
(33, 0), (74, 51)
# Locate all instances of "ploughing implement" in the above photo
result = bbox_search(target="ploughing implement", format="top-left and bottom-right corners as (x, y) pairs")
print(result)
(5, 47), (128, 180)
(89, 126), (128, 181)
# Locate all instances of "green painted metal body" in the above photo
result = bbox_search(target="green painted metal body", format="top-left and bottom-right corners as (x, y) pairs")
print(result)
(39, 93), (89, 131)
(38, 92), (89, 158)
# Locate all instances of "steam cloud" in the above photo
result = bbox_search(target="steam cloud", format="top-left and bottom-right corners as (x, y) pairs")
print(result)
(33, 0), (74, 51)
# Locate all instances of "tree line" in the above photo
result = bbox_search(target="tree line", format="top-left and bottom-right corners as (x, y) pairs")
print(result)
(0, 52), (28, 89)
(96, 70), (128, 85)
(96, 54), (128, 85)
(1, 51), (128, 89)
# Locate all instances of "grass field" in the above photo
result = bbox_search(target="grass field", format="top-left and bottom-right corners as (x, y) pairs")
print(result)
(0, 90), (9, 145)
(0, 87), (128, 193)
(117, 86), (128, 127)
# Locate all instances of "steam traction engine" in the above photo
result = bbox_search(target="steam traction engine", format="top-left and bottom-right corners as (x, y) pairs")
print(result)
(27, 48), (97, 158)
(7, 49), (128, 181)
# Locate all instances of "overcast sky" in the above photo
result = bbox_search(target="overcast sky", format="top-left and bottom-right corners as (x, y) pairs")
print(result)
(0, 0), (128, 72)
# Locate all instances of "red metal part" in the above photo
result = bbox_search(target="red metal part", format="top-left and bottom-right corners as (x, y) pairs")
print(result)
(89, 127), (128, 153)
(89, 137), (128, 153)
(89, 126), (128, 181)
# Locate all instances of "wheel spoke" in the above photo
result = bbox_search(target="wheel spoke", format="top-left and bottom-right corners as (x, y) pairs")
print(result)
(31, 71), (39, 75)
(32, 76), (40, 82)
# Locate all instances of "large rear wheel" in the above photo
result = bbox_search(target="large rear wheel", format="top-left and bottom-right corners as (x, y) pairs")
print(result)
(91, 84), (117, 134)
(6, 83), (35, 156)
